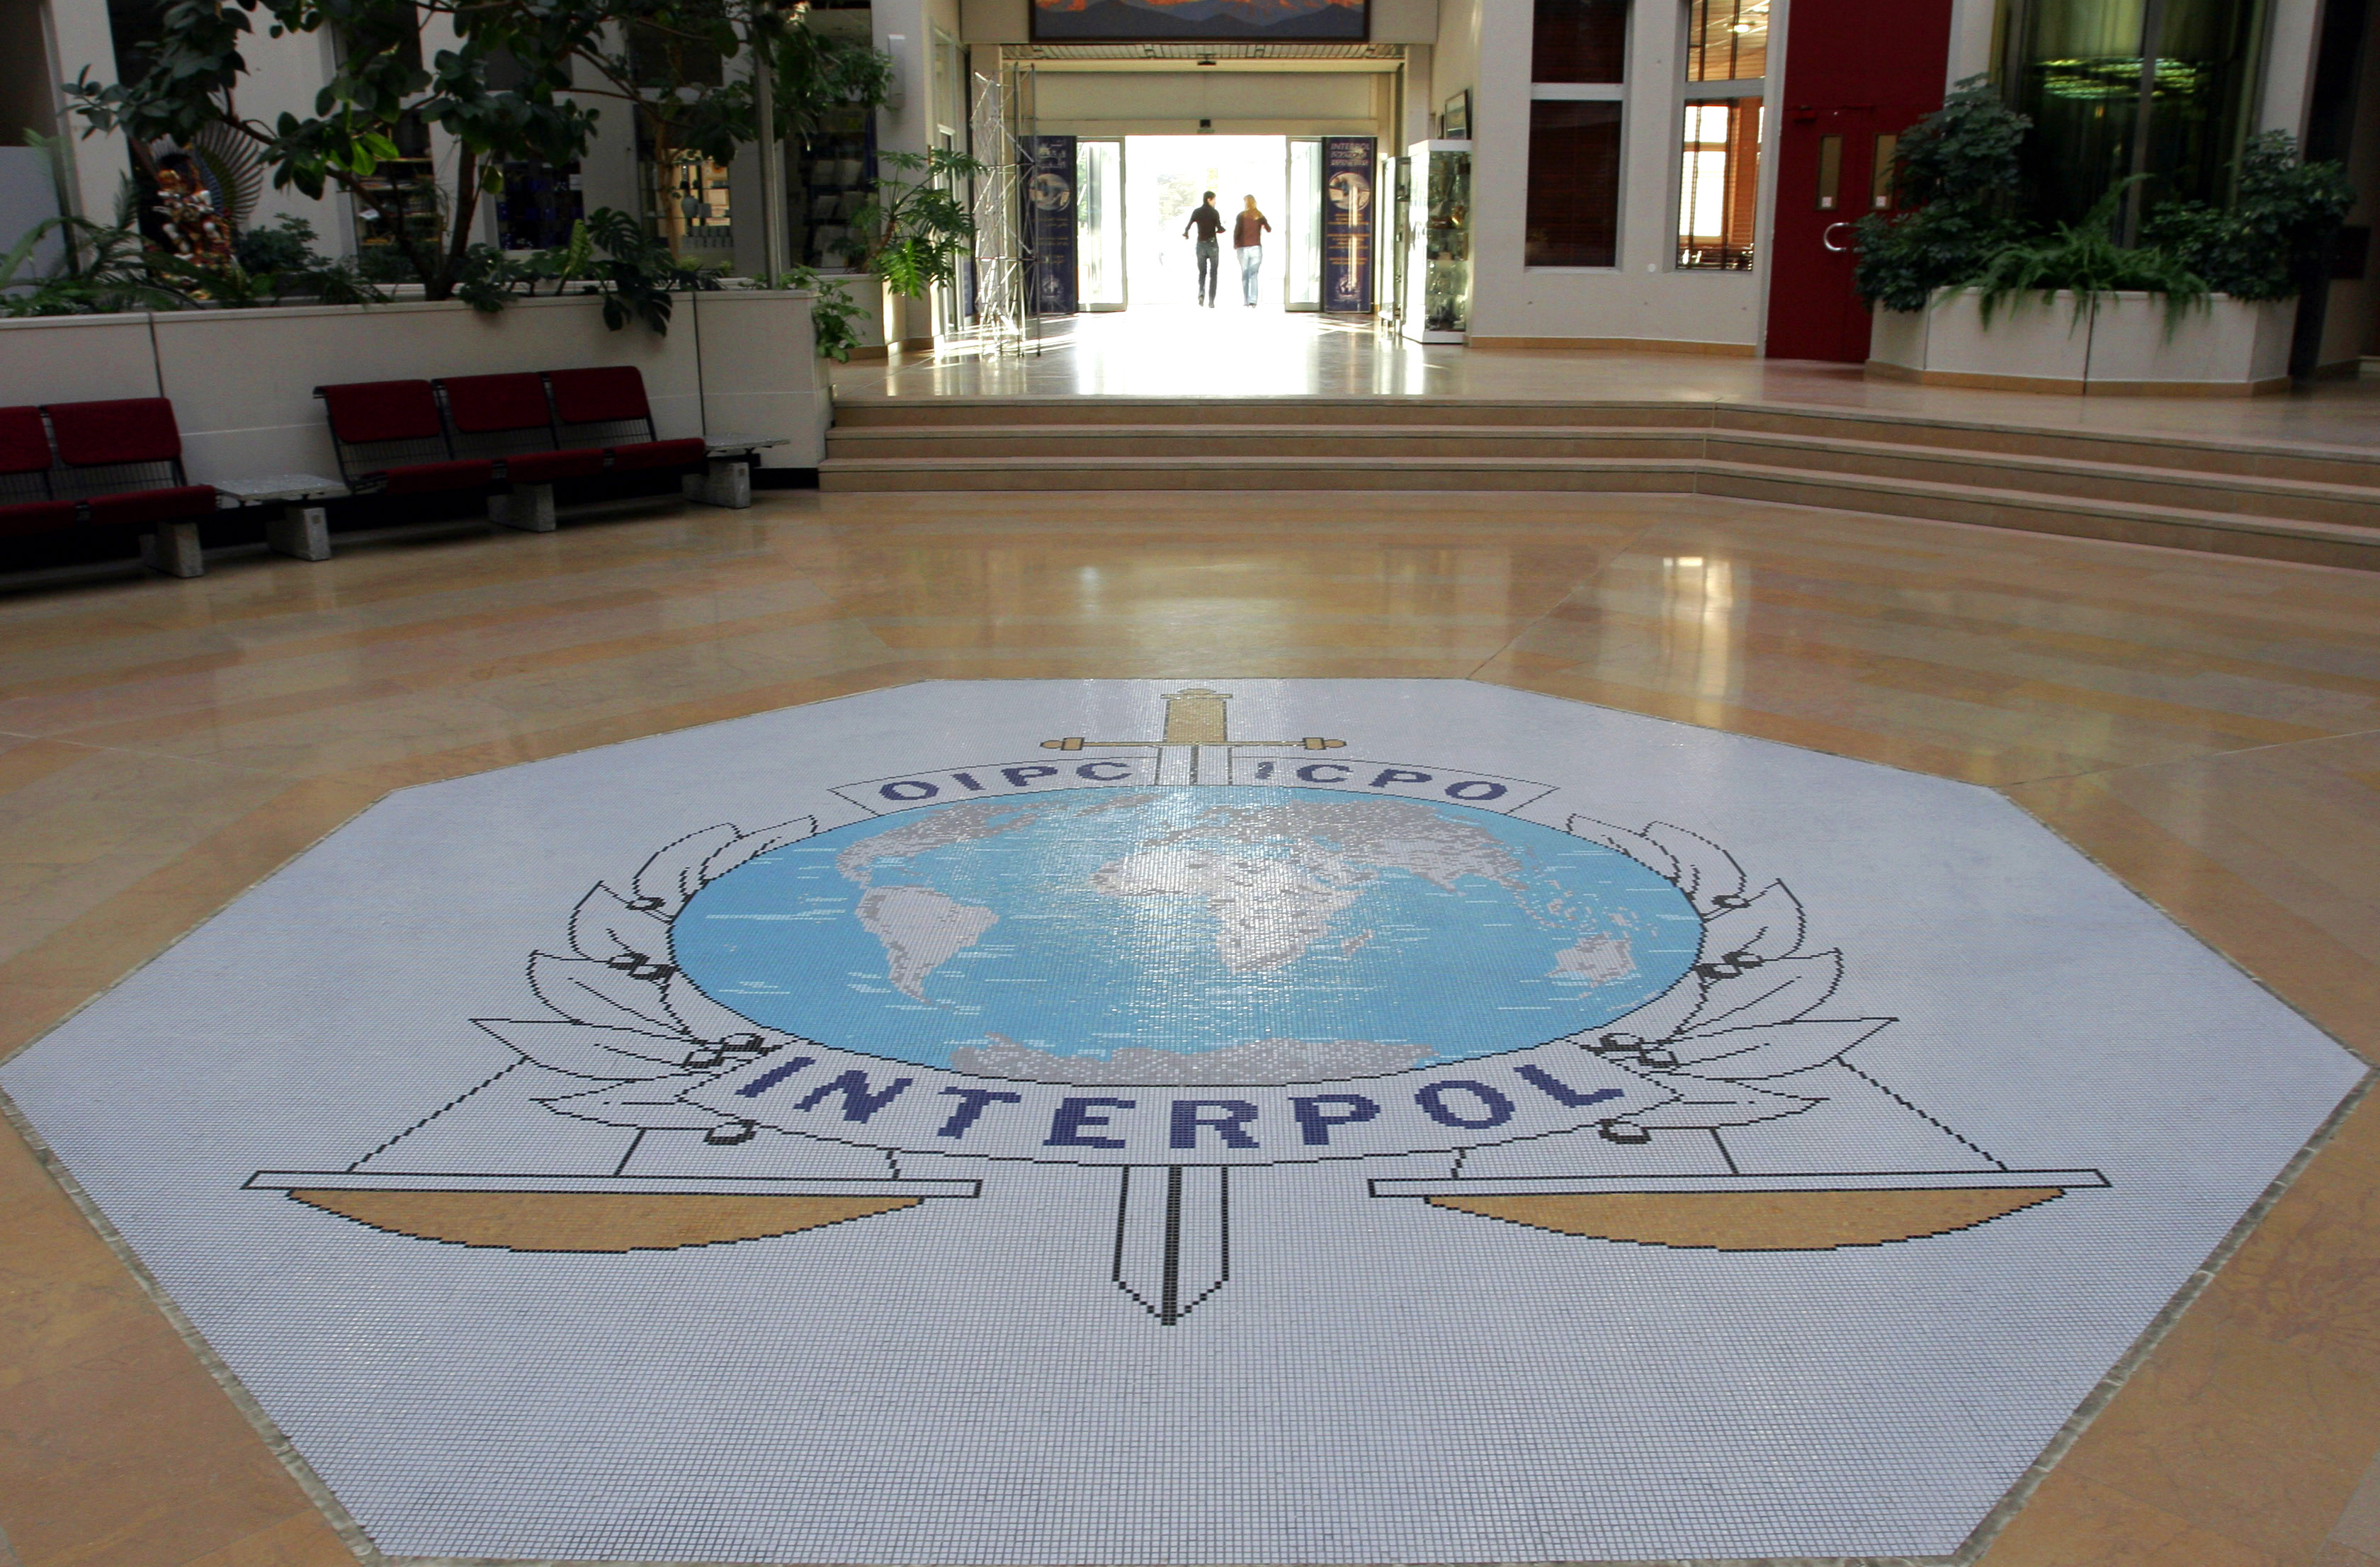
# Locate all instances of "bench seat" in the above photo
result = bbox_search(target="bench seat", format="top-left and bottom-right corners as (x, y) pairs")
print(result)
(606, 436), (709, 473)
(502, 447), (608, 483)
(0, 500), (77, 538)
(87, 485), (217, 528)
(317, 382), (494, 499)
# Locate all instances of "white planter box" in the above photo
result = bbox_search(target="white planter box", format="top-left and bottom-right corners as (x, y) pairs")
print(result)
(1866, 288), (2296, 395)
(0, 289), (829, 480)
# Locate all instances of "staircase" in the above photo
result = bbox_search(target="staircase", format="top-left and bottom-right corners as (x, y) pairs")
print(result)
(821, 397), (2380, 572)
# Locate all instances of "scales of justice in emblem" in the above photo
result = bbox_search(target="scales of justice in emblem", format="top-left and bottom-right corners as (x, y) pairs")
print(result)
(248, 689), (2107, 1323)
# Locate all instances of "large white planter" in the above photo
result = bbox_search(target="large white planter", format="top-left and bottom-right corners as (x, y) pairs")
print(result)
(1867, 288), (2296, 395)
(0, 289), (829, 481)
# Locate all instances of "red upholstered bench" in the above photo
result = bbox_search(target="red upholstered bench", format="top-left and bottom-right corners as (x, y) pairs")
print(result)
(545, 367), (707, 476)
(435, 373), (605, 532)
(1, 400), (220, 576)
(316, 381), (496, 503)
(0, 407), (76, 543)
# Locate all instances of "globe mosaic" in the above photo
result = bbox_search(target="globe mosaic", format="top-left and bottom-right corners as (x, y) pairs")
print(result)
(672, 786), (1705, 1083)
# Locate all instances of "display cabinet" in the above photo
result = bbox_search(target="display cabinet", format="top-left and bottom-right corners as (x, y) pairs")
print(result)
(1401, 140), (1472, 344)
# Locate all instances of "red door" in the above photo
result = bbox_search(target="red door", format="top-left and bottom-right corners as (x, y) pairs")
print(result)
(1763, 0), (1952, 362)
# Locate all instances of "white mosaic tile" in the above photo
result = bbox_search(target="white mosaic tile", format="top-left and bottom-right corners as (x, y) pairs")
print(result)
(2, 679), (2361, 1563)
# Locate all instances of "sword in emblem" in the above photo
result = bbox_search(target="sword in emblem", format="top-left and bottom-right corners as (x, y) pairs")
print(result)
(1045, 688), (1339, 1323)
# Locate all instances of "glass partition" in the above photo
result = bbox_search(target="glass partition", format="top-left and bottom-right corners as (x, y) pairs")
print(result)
(1526, 101), (1624, 266)
(1286, 137), (1324, 310)
(1686, 0), (1769, 81)
(2005, 0), (2265, 228)
(1077, 138), (1126, 310)
(1677, 98), (1762, 268)
(1534, 0), (1630, 82)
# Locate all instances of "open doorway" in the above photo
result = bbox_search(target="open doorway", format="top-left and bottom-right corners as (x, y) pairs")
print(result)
(1106, 135), (1309, 312)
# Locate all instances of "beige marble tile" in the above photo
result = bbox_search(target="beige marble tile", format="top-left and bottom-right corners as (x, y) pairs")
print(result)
(4, 470), (2380, 1567)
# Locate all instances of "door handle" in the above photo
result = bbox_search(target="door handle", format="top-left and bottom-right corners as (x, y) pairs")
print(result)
(1821, 221), (1854, 253)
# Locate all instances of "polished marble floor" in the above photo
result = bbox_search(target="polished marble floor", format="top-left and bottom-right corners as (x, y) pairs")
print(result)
(842, 310), (2380, 449)
(8, 482), (2380, 1567)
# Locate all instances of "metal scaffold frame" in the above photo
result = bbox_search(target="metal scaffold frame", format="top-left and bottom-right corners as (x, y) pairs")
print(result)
(965, 69), (1028, 357)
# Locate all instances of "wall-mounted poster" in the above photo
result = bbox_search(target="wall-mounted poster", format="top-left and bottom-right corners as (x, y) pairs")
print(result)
(1322, 135), (1376, 313)
(1022, 135), (1079, 315)
(1031, 0), (1366, 43)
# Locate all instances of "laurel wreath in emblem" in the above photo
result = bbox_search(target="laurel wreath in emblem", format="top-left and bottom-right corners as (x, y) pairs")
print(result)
(476, 810), (1893, 1148)
(1560, 816), (1893, 1141)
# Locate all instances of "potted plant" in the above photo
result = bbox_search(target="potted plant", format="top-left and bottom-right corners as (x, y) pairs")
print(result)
(1855, 83), (2352, 392)
(847, 147), (987, 353)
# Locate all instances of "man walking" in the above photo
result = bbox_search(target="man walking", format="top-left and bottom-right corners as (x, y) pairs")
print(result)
(1232, 196), (1271, 308)
(1183, 191), (1224, 307)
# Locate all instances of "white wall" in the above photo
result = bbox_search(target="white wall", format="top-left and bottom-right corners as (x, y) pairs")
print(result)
(877, 0), (963, 158)
(0, 310), (157, 401)
(1432, 0), (1483, 114)
(230, 29), (354, 250)
(577, 33), (647, 234)
(1373, 0), (1444, 43)
(2262, 0), (2325, 136)
(0, 145), (62, 270)
(961, 0), (1028, 43)
(38, 0), (128, 225)
(0, 291), (827, 479)
(1033, 72), (1388, 135)
(1464, 0), (1768, 346)
(1943, 0), (1997, 84)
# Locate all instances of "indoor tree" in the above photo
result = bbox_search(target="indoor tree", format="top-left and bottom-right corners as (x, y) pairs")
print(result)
(65, 0), (881, 302)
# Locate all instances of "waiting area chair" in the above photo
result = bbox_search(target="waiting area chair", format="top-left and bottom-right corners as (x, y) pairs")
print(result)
(317, 367), (719, 534)
(0, 400), (219, 575)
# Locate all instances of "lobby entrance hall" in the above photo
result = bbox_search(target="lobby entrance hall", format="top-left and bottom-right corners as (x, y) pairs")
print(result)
(7, 0), (2380, 1547)
(1106, 135), (1305, 312)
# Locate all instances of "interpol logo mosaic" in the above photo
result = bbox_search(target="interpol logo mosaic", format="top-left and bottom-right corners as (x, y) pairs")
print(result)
(3, 680), (2363, 1565)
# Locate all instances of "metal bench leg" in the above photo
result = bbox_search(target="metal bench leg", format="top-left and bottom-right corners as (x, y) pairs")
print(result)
(268, 502), (332, 562)
(140, 521), (205, 578)
(683, 456), (752, 509)
(488, 485), (557, 533)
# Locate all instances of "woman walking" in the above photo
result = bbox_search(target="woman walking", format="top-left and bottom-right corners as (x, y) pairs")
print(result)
(1233, 196), (1271, 307)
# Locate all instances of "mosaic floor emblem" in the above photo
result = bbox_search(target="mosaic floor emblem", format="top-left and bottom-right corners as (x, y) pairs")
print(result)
(4, 680), (2362, 1563)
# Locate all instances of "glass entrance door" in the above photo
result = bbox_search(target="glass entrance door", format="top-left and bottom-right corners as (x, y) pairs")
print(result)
(1284, 137), (1322, 311)
(1077, 138), (1126, 311)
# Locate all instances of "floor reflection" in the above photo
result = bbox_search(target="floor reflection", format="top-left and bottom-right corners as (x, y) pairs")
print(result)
(839, 309), (2380, 450)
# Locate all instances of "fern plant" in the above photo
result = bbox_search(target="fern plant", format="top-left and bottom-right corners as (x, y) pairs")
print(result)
(1972, 179), (2209, 328)
(0, 215), (195, 315)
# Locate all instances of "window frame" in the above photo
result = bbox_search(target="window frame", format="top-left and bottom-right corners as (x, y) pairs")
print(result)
(1522, 0), (1635, 273)
(1669, 0), (1769, 273)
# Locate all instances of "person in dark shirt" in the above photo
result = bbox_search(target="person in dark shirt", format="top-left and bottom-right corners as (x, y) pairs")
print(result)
(1183, 191), (1223, 307)
(1232, 196), (1271, 307)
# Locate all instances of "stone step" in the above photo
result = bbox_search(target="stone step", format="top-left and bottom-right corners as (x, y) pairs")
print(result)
(824, 396), (2380, 490)
(815, 452), (2380, 572)
(823, 424), (2380, 528)
(827, 425), (1715, 462)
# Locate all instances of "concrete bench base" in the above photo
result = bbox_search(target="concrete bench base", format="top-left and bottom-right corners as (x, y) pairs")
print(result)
(268, 503), (332, 561)
(684, 456), (754, 509)
(139, 521), (205, 578)
(487, 485), (558, 533)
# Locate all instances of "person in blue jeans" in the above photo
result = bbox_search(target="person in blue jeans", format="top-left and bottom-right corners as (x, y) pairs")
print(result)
(1233, 196), (1271, 307)
(1183, 192), (1223, 307)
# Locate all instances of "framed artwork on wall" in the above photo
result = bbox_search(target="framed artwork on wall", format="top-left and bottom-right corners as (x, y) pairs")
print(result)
(1441, 89), (1472, 138)
(1029, 0), (1368, 43)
